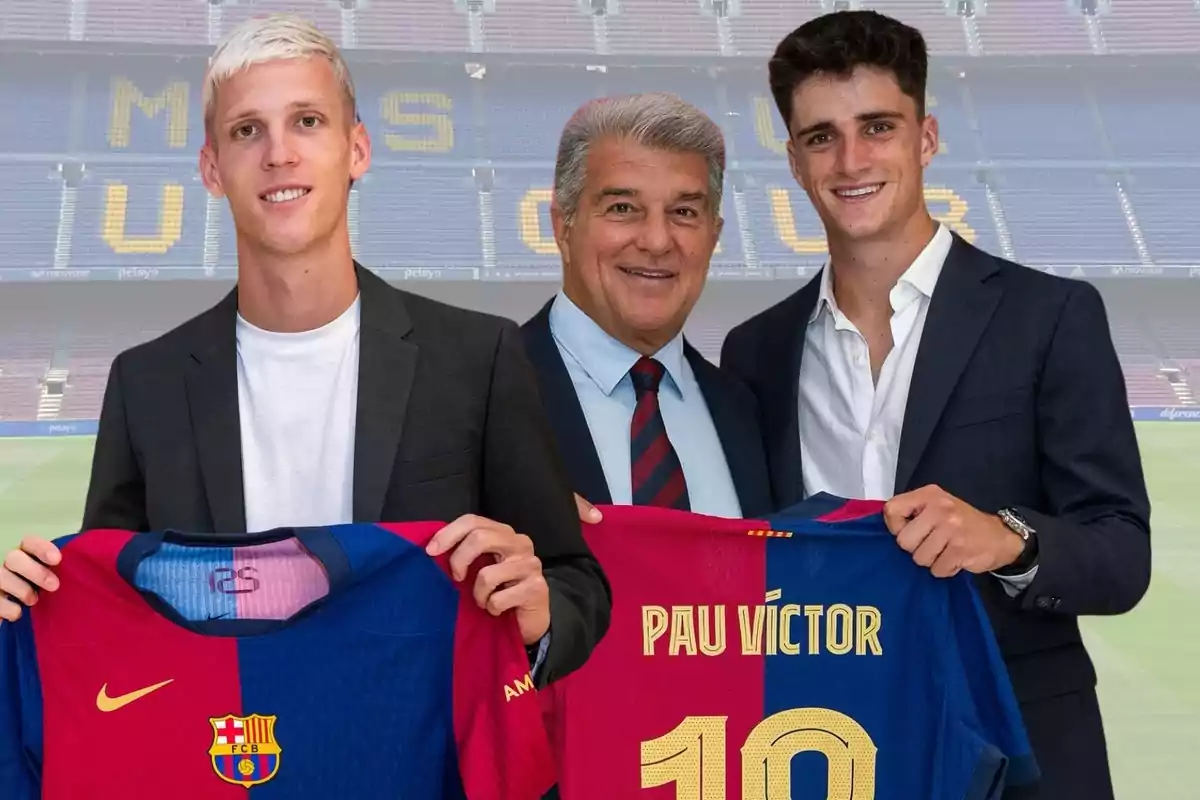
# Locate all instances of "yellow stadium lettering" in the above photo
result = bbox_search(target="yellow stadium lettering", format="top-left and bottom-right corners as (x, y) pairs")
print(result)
(102, 182), (184, 255)
(752, 95), (787, 156)
(381, 91), (453, 152)
(108, 79), (189, 149)
(640, 715), (726, 800)
(768, 189), (828, 255)
(643, 709), (877, 799)
(924, 186), (975, 243)
(519, 189), (559, 255)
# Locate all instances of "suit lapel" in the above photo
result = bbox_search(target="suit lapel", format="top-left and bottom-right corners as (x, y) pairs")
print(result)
(768, 276), (819, 509)
(352, 265), (418, 522)
(686, 344), (769, 516)
(185, 289), (246, 533)
(521, 301), (612, 504)
(895, 236), (1002, 493)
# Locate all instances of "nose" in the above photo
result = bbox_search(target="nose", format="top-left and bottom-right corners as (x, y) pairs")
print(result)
(636, 209), (674, 257)
(263, 125), (299, 169)
(836, 132), (872, 177)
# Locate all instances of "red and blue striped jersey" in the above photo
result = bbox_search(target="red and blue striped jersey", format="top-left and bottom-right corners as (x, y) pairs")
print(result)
(0, 523), (554, 799)
(541, 495), (1040, 799)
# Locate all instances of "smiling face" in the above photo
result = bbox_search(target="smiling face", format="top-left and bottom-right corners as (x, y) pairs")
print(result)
(552, 135), (721, 354)
(199, 56), (369, 261)
(785, 65), (938, 248)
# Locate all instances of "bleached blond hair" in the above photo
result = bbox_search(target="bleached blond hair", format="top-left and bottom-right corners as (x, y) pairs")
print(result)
(203, 14), (358, 136)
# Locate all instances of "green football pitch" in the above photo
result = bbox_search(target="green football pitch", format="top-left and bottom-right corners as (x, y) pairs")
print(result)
(1, 425), (1195, 796)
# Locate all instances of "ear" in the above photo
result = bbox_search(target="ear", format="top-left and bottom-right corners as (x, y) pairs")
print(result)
(349, 122), (371, 181)
(713, 213), (724, 249)
(198, 141), (224, 199)
(919, 114), (939, 168)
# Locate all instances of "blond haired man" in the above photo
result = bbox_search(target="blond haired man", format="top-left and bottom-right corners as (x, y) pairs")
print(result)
(0, 15), (610, 687)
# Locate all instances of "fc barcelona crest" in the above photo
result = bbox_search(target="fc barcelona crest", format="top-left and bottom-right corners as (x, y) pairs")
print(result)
(208, 713), (282, 787)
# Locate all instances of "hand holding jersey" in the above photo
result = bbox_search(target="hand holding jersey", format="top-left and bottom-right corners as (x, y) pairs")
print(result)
(885, 485), (1028, 578)
(0, 537), (61, 622)
(426, 514), (551, 645)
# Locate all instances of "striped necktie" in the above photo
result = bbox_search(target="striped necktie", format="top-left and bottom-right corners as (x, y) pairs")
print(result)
(629, 356), (690, 510)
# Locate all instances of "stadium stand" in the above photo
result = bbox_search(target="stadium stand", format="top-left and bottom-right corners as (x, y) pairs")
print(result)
(975, 0), (1093, 56)
(1097, 0), (1200, 55)
(355, 0), (469, 52)
(0, 4), (1198, 423)
(606, 0), (718, 56)
(1125, 169), (1200, 266)
(993, 169), (1141, 267)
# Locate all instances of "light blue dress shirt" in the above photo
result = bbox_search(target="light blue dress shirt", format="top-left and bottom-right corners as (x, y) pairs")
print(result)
(548, 291), (743, 519)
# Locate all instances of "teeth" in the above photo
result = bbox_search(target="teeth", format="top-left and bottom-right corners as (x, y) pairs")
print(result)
(836, 185), (882, 197)
(623, 268), (671, 278)
(264, 188), (309, 203)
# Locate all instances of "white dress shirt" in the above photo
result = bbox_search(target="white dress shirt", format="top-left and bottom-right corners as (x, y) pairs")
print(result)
(549, 291), (742, 519)
(798, 224), (1035, 593)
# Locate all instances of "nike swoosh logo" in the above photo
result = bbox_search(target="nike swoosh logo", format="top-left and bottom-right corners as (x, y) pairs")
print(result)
(96, 679), (174, 712)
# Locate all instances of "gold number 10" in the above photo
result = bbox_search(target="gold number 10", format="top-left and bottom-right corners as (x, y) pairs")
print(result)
(640, 708), (877, 800)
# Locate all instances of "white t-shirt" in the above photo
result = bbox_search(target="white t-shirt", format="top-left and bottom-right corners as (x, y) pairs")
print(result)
(235, 296), (361, 533)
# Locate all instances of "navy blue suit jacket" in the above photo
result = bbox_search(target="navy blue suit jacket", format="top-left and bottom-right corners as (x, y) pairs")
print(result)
(720, 233), (1151, 707)
(521, 300), (773, 519)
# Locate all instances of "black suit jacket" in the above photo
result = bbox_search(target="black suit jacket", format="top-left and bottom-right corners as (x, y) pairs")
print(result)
(720, 234), (1151, 704)
(81, 264), (611, 685)
(521, 299), (773, 518)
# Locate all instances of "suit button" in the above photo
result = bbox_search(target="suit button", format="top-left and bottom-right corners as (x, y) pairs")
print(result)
(1035, 596), (1052, 610)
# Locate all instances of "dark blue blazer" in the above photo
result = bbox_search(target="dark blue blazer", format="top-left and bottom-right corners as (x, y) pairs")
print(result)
(720, 233), (1151, 709)
(520, 300), (774, 519)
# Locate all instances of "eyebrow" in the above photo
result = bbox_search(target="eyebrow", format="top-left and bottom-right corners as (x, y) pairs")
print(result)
(793, 110), (905, 139)
(224, 99), (327, 124)
(595, 187), (710, 206)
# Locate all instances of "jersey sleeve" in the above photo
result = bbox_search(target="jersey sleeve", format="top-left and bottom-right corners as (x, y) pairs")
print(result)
(0, 614), (41, 800)
(449, 560), (556, 800)
(944, 576), (1041, 798)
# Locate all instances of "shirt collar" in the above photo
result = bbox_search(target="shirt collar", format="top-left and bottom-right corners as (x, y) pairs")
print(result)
(548, 290), (688, 398)
(808, 223), (952, 324)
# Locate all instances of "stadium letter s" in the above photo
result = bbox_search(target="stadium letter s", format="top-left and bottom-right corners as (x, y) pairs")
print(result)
(102, 182), (184, 255)
(381, 92), (454, 152)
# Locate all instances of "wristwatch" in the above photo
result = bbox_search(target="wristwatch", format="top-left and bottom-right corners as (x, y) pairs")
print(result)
(995, 507), (1039, 574)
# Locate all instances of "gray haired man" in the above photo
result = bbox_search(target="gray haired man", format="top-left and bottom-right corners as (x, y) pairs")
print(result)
(520, 91), (773, 525)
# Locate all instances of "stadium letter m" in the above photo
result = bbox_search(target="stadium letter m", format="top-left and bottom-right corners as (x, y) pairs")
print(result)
(108, 78), (189, 149)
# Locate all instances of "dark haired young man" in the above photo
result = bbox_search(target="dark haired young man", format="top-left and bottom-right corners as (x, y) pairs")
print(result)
(721, 11), (1149, 799)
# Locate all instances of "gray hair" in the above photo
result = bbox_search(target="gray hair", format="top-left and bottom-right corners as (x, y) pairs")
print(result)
(553, 92), (726, 223)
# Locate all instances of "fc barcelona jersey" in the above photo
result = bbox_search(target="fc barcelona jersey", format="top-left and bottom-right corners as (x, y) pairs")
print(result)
(541, 496), (1040, 799)
(0, 523), (554, 799)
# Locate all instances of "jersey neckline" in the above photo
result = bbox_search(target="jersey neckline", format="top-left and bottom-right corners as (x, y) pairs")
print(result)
(113, 526), (353, 639)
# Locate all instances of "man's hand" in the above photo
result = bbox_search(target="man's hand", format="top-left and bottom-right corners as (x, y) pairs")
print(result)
(884, 486), (1025, 578)
(426, 515), (550, 645)
(0, 537), (62, 623)
(574, 493), (602, 524)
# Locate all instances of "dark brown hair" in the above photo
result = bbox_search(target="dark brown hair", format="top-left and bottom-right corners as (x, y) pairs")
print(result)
(768, 10), (929, 133)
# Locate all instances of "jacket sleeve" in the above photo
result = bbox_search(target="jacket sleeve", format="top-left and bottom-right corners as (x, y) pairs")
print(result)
(1015, 279), (1152, 617)
(0, 615), (40, 799)
(481, 320), (612, 686)
(80, 353), (149, 532)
